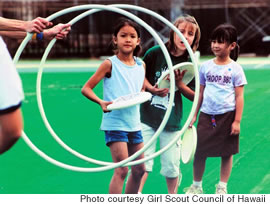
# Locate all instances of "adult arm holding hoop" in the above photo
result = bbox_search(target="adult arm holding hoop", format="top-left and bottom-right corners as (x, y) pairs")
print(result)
(0, 23), (71, 41)
(0, 17), (52, 33)
(0, 17), (71, 40)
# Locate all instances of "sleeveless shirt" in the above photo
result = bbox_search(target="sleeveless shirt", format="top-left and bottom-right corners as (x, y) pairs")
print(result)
(100, 55), (145, 131)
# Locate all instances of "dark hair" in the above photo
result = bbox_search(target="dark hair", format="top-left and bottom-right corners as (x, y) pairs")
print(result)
(112, 17), (142, 57)
(166, 14), (201, 54)
(210, 24), (240, 61)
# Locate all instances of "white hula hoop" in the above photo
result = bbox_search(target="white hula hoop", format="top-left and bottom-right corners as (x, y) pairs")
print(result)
(16, 4), (200, 171)
(59, 4), (200, 167)
(14, 4), (176, 172)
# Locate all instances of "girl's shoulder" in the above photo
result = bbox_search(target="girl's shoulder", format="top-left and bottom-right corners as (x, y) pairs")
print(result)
(229, 61), (245, 76)
(202, 58), (214, 65)
(107, 55), (117, 62)
(99, 58), (112, 73)
(102, 58), (113, 66)
(229, 60), (242, 68)
(134, 57), (144, 66)
(200, 59), (214, 69)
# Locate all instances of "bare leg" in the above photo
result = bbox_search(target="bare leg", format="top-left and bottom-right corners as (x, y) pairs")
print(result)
(166, 177), (179, 194)
(193, 156), (207, 181)
(138, 171), (149, 193)
(220, 155), (233, 182)
(109, 167), (129, 194)
(125, 142), (145, 194)
(0, 108), (23, 154)
(109, 142), (129, 194)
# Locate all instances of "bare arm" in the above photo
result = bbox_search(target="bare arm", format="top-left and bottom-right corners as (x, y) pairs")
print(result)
(143, 71), (169, 98)
(0, 23), (71, 40)
(0, 17), (52, 33)
(141, 62), (146, 91)
(189, 84), (205, 127)
(0, 108), (23, 154)
(0, 31), (25, 39)
(177, 81), (195, 101)
(81, 59), (112, 112)
(145, 78), (169, 97)
(175, 69), (194, 101)
(43, 23), (71, 40)
(231, 86), (244, 135)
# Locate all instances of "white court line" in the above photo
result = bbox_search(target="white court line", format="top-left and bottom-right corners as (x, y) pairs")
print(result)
(254, 62), (270, 69)
(16, 58), (270, 72)
(250, 173), (270, 194)
(16, 62), (101, 69)
(16, 61), (102, 72)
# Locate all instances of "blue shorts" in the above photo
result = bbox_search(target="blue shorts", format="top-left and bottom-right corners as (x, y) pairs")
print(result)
(105, 130), (143, 146)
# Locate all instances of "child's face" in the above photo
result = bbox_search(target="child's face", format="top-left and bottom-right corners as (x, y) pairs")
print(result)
(113, 25), (140, 55)
(211, 40), (235, 58)
(174, 21), (196, 52)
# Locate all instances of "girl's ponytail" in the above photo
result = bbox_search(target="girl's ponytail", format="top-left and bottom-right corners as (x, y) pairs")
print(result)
(230, 43), (240, 61)
(133, 44), (142, 57)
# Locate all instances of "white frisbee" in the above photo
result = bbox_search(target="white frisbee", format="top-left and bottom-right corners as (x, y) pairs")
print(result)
(107, 92), (152, 111)
(181, 125), (197, 164)
(157, 62), (194, 91)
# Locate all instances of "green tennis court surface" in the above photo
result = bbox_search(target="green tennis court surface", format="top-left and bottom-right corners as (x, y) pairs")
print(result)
(0, 57), (269, 194)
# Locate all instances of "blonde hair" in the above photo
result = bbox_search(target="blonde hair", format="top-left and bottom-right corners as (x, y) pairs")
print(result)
(166, 14), (201, 53)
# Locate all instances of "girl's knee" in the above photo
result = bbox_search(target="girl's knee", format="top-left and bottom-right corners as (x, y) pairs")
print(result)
(115, 167), (129, 180)
(132, 165), (145, 178)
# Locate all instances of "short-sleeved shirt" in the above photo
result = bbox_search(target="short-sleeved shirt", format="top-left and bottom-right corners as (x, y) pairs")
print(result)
(140, 45), (195, 131)
(0, 36), (24, 114)
(199, 59), (247, 115)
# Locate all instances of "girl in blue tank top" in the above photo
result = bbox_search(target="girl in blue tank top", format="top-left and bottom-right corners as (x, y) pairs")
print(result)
(81, 18), (145, 194)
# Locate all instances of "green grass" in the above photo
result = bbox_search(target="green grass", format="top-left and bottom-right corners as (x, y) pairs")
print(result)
(0, 60), (270, 194)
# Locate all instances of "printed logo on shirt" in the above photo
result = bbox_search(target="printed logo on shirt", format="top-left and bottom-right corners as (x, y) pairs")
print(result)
(155, 71), (161, 80)
(206, 74), (232, 84)
(155, 65), (168, 83)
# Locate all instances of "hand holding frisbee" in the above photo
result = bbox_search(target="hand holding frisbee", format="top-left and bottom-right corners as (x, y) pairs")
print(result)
(156, 62), (195, 91)
(107, 92), (152, 111)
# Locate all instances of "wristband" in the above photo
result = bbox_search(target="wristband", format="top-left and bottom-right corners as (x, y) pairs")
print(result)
(32, 33), (37, 40)
(36, 32), (43, 41)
